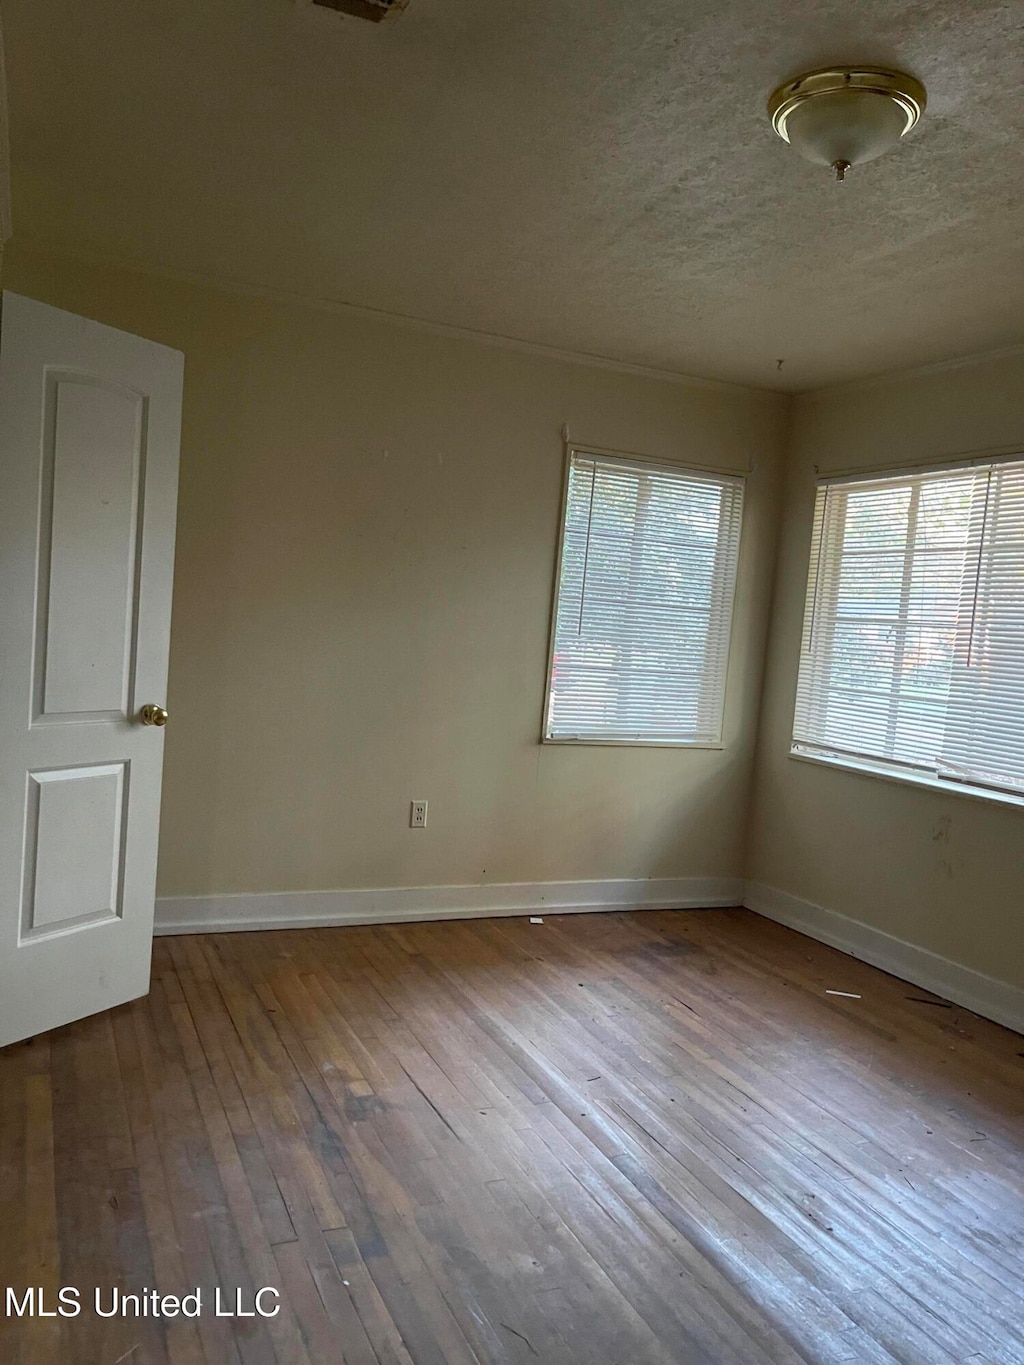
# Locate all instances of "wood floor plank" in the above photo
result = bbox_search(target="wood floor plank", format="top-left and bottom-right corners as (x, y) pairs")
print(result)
(3, 908), (1024, 1364)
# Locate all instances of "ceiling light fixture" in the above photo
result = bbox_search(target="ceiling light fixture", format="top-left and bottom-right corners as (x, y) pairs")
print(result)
(768, 67), (926, 182)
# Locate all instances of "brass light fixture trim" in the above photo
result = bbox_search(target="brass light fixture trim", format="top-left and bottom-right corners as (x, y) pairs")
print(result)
(768, 67), (927, 181)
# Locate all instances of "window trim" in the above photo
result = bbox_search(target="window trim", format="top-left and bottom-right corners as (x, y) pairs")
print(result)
(814, 443), (1024, 487)
(790, 450), (1024, 810)
(788, 746), (1024, 812)
(541, 443), (744, 749)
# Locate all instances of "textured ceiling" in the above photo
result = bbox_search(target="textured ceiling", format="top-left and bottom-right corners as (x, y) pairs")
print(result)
(2, 0), (1023, 391)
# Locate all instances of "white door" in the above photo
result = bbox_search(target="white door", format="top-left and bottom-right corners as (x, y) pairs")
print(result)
(0, 292), (183, 1048)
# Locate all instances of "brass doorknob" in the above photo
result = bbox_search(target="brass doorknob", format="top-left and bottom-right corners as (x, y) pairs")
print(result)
(140, 704), (169, 727)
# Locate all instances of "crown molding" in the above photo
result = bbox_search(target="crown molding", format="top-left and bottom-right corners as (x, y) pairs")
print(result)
(12, 235), (1020, 403)
(6, 236), (789, 402)
(796, 340), (1024, 403)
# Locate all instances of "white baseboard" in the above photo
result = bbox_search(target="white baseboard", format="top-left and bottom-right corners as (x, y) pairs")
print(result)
(154, 874), (1022, 1036)
(743, 881), (1024, 1036)
(155, 876), (744, 936)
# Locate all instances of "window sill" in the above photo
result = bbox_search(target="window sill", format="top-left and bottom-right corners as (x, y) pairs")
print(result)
(788, 748), (1024, 812)
(543, 737), (725, 750)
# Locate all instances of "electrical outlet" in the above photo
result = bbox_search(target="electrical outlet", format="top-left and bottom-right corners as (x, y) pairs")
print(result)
(410, 800), (428, 828)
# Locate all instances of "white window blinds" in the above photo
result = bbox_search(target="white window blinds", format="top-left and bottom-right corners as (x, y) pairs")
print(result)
(544, 451), (744, 744)
(793, 457), (1024, 798)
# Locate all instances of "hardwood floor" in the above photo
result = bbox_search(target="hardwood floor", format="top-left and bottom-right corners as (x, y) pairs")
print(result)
(2, 908), (1023, 1365)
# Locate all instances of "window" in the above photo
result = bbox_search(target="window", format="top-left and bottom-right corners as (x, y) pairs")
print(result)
(793, 457), (1024, 801)
(543, 449), (744, 745)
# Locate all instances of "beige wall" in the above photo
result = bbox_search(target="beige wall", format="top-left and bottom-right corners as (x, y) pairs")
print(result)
(1, 243), (787, 897)
(748, 352), (1024, 991)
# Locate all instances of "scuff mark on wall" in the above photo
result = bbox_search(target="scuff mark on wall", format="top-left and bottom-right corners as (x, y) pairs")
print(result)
(931, 815), (952, 844)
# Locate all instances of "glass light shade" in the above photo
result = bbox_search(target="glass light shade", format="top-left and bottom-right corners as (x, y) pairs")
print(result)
(768, 68), (926, 180)
(783, 90), (911, 168)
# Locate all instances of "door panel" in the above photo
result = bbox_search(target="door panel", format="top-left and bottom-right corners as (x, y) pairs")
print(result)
(23, 764), (128, 938)
(0, 292), (183, 1048)
(39, 376), (145, 719)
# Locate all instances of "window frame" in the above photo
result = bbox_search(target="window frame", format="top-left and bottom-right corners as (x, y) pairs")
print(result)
(541, 444), (745, 749)
(789, 451), (1024, 810)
